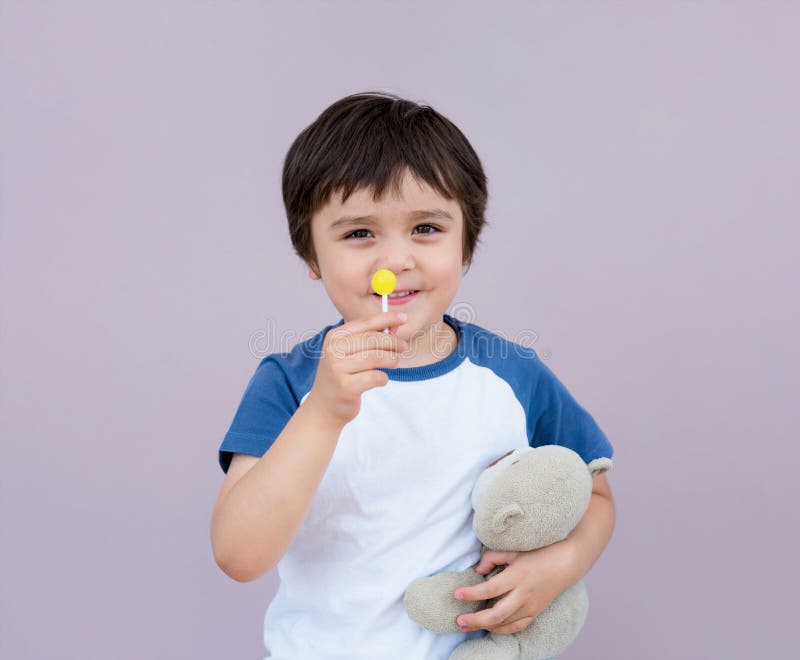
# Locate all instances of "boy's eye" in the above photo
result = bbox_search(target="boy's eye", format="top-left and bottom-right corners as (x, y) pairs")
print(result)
(343, 224), (441, 240)
(413, 223), (440, 235)
(345, 229), (373, 240)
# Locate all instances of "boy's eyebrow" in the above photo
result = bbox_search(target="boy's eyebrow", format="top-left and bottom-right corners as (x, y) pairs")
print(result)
(329, 208), (454, 231)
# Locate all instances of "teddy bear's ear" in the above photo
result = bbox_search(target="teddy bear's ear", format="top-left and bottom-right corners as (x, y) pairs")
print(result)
(491, 503), (525, 535)
(587, 457), (613, 477)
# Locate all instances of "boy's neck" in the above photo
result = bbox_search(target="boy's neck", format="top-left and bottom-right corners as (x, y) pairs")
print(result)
(396, 318), (457, 369)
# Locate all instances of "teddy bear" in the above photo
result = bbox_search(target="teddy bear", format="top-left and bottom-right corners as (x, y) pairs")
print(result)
(403, 444), (612, 660)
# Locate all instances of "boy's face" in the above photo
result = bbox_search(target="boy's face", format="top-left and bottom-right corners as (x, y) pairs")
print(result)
(308, 168), (466, 344)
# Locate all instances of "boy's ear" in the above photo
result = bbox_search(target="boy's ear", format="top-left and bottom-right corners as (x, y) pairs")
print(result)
(306, 261), (322, 280)
(587, 457), (613, 477)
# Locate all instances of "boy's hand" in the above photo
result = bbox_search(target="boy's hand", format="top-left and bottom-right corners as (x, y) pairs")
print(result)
(306, 311), (409, 430)
(453, 542), (580, 634)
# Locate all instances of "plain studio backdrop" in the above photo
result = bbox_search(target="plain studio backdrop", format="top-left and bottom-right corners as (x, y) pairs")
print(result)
(2, 2), (797, 658)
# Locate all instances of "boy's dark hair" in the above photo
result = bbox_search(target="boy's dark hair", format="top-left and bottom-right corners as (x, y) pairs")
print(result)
(282, 91), (488, 276)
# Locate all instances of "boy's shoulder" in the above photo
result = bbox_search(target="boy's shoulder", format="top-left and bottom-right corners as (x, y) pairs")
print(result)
(455, 314), (562, 403)
(457, 315), (542, 367)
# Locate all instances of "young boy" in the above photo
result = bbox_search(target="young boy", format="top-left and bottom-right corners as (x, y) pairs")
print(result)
(211, 92), (616, 660)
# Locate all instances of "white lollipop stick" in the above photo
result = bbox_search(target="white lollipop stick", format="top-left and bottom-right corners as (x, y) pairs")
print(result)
(371, 269), (397, 335)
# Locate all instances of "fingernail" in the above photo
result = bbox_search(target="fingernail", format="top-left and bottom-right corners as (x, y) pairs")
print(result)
(457, 617), (466, 626)
(455, 592), (463, 600)
(398, 312), (408, 321)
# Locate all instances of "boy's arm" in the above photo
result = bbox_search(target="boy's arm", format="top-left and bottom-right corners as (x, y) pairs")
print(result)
(210, 394), (344, 582)
(563, 473), (616, 580)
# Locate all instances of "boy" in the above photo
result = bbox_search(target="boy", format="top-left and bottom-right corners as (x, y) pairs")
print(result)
(211, 92), (616, 660)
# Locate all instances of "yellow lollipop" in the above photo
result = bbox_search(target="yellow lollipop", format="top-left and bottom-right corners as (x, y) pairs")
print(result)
(371, 269), (397, 333)
(371, 269), (397, 296)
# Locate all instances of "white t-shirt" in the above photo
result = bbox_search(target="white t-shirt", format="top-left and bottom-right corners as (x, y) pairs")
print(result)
(219, 313), (614, 659)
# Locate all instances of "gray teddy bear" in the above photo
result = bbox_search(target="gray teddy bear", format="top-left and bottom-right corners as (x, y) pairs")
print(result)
(403, 445), (613, 660)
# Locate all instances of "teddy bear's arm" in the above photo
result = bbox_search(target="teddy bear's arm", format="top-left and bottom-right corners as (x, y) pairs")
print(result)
(404, 568), (488, 634)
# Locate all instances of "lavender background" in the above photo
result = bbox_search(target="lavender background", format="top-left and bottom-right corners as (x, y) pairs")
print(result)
(2, 2), (797, 658)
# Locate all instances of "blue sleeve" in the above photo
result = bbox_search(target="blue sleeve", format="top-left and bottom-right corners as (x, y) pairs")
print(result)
(528, 358), (614, 464)
(218, 356), (299, 473)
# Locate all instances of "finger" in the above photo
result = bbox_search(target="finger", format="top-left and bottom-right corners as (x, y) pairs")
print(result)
(328, 331), (407, 359)
(354, 330), (408, 354)
(488, 600), (528, 629)
(487, 615), (535, 635)
(456, 570), (516, 602)
(347, 369), (390, 393)
(342, 311), (409, 337)
(457, 592), (517, 631)
(342, 349), (403, 373)
(475, 551), (519, 575)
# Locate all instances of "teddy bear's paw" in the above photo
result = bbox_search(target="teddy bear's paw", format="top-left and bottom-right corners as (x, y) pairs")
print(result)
(449, 632), (520, 660)
(404, 570), (485, 634)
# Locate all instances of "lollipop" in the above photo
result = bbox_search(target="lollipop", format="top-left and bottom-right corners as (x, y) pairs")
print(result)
(371, 269), (397, 334)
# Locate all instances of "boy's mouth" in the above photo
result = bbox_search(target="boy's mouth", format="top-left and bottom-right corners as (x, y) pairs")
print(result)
(372, 289), (420, 304)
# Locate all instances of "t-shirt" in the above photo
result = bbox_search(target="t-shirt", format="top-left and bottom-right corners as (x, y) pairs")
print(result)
(218, 313), (614, 660)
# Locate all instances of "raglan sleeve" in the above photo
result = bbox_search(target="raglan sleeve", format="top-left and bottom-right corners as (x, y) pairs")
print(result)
(528, 355), (614, 467)
(218, 355), (299, 474)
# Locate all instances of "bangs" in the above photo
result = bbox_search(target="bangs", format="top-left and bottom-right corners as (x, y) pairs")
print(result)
(282, 92), (487, 269)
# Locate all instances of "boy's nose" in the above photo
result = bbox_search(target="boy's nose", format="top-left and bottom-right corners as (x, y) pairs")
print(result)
(373, 233), (418, 275)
